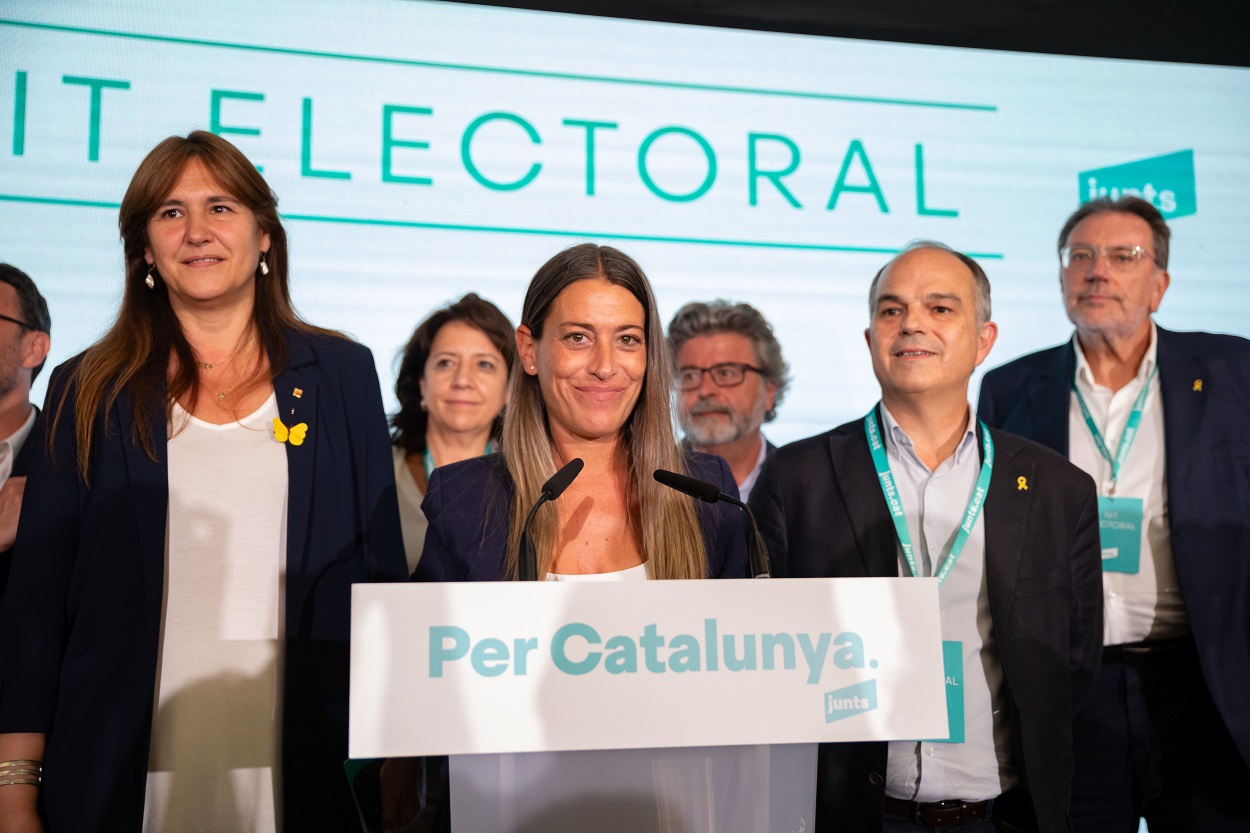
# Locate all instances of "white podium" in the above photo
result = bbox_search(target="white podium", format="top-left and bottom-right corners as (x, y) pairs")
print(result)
(350, 578), (946, 832)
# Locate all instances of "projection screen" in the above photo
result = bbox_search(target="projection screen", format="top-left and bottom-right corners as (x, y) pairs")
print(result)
(2, 0), (1247, 441)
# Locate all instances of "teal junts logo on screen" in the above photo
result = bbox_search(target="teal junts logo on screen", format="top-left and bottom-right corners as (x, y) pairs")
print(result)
(823, 679), (878, 724)
(1079, 150), (1196, 219)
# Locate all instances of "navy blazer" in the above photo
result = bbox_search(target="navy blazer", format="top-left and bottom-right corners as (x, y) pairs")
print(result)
(978, 326), (1250, 766)
(0, 330), (407, 832)
(752, 420), (1103, 833)
(414, 451), (748, 582)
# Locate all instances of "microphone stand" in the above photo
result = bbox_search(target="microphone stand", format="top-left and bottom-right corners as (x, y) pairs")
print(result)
(518, 458), (585, 581)
(653, 469), (770, 578)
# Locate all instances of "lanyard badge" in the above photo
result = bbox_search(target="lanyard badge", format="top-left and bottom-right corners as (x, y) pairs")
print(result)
(865, 406), (992, 744)
(1072, 367), (1156, 574)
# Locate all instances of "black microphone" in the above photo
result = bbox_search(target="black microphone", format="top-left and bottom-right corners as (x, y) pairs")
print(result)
(653, 469), (770, 579)
(518, 458), (584, 581)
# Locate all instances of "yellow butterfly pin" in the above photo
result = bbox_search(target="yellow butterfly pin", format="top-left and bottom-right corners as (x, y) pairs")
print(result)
(273, 417), (309, 447)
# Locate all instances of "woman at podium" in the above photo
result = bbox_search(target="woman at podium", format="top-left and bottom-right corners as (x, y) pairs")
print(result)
(414, 243), (747, 583)
(398, 243), (750, 833)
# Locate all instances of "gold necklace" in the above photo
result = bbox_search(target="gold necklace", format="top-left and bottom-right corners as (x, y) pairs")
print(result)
(199, 337), (256, 404)
(194, 334), (249, 372)
(202, 368), (245, 404)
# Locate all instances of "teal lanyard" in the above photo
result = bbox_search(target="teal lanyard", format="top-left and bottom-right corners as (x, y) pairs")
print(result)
(423, 440), (497, 479)
(865, 406), (994, 586)
(1071, 366), (1157, 494)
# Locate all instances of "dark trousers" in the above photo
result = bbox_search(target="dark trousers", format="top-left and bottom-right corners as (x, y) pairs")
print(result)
(1070, 638), (1250, 833)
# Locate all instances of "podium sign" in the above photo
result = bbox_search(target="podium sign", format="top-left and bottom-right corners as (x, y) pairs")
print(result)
(349, 577), (945, 758)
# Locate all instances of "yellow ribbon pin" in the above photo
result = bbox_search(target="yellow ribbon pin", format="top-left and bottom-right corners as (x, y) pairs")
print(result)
(273, 417), (309, 447)
(1193, 379), (1203, 392)
(1017, 476), (1028, 491)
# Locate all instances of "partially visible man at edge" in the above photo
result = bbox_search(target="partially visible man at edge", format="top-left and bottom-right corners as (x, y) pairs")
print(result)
(978, 196), (1250, 831)
(668, 300), (789, 501)
(0, 264), (51, 627)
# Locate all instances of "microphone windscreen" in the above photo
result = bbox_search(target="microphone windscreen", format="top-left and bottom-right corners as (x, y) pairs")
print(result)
(653, 469), (721, 503)
(543, 458), (585, 500)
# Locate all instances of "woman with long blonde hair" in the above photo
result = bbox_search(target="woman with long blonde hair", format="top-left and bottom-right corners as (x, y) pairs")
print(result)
(415, 242), (745, 583)
(403, 243), (746, 833)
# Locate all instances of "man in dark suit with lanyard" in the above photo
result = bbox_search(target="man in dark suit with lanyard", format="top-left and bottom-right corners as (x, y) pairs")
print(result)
(0, 263), (51, 626)
(978, 197), (1250, 831)
(753, 241), (1103, 832)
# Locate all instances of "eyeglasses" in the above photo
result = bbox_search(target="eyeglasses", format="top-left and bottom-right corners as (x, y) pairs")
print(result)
(1060, 245), (1158, 272)
(677, 363), (763, 391)
(0, 313), (37, 331)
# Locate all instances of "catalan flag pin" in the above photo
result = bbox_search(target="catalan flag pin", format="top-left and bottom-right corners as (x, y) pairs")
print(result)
(293, 387), (304, 398)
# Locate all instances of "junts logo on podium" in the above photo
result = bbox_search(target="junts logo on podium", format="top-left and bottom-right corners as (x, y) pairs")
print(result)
(823, 679), (879, 724)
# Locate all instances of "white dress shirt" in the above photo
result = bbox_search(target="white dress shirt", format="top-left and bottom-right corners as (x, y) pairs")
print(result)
(736, 433), (771, 503)
(0, 405), (37, 485)
(879, 405), (1016, 803)
(1069, 323), (1187, 645)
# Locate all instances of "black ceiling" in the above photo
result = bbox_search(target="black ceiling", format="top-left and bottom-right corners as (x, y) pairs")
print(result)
(452, 0), (1250, 68)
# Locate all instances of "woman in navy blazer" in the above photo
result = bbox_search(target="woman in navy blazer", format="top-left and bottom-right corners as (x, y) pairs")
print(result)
(404, 243), (745, 833)
(415, 243), (747, 585)
(418, 448), (743, 582)
(0, 132), (406, 832)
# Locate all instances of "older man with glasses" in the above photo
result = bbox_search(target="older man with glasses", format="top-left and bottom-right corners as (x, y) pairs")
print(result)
(667, 300), (790, 501)
(978, 197), (1250, 831)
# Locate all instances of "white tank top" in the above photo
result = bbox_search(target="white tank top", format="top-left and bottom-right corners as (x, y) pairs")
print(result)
(144, 393), (289, 833)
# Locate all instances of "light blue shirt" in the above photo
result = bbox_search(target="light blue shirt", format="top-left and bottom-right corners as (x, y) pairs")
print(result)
(879, 404), (1016, 803)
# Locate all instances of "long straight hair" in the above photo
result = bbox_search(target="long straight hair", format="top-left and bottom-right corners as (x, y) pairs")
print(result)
(502, 243), (707, 580)
(55, 131), (341, 482)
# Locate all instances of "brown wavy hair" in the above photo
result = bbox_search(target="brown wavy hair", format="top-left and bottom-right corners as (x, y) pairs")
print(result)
(55, 130), (341, 481)
(502, 243), (707, 580)
(391, 292), (516, 456)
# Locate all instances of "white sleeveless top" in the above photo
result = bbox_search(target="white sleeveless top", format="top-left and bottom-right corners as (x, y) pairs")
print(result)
(546, 561), (652, 581)
(144, 393), (288, 833)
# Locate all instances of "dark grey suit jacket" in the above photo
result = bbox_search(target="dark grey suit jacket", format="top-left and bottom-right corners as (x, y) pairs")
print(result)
(751, 418), (1102, 833)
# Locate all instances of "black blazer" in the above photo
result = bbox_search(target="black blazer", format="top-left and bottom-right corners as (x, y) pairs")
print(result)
(750, 419), (1103, 833)
(0, 405), (38, 621)
(977, 326), (1250, 766)
(0, 331), (407, 832)
(415, 451), (748, 582)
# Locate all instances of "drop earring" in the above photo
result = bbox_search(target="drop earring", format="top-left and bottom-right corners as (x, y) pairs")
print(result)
(259, 253), (270, 276)
(145, 266), (156, 290)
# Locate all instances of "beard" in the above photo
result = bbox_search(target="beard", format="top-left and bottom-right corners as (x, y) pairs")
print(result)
(680, 396), (765, 448)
